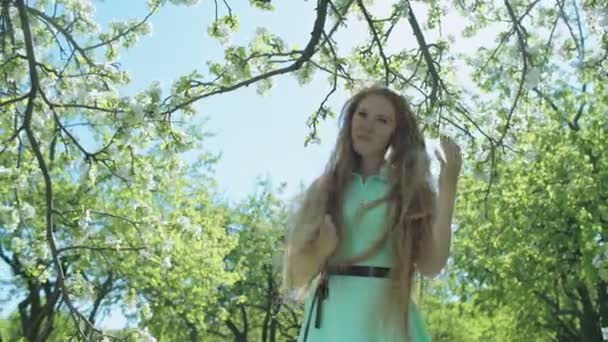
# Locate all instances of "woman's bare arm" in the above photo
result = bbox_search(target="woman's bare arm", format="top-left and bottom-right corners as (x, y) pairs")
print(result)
(416, 179), (457, 277)
(282, 176), (337, 289)
(283, 219), (336, 289)
(417, 136), (461, 277)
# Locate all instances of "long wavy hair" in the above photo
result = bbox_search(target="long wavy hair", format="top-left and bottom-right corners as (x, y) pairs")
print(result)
(285, 86), (436, 339)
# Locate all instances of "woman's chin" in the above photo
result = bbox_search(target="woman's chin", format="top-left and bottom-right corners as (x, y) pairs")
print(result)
(352, 145), (367, 157)
(354, 147), (380, 160)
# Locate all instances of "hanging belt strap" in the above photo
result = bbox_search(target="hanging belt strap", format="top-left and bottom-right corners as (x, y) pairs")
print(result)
(302, 266), (391, 341)
(302, 271), (328, 342)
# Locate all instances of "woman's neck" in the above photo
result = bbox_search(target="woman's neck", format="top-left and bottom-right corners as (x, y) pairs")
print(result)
(359, 156), (384, 177)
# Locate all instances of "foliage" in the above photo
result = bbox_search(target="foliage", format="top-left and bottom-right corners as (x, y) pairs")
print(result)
(1, 0), (607, 340)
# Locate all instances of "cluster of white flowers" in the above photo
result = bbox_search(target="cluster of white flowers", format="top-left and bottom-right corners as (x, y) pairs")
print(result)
(1, 204), (19, 233)
(18, 202), (35, 221)
(593, 242), (607, 279)
(217, 25), (233, 47)
(141, 171), (157, 191)
(0, 166), (11, 176)
(526, 43), (543, 57)
(105, 235), (123, 249)
(523, 67), (541, 90)
(78, 209), (92, 231)
(64, 0), (95, 15)
(176, 215), (192, 229)
(138, 248), (152, 260)
(140, 302), (153, 320)
(593, 7), (608, 27)
(11, 237), (27, 253)
(396, 0), (411, 17)
(128, 98), (146, 121)
(161, 256), (172, 269)
(136, 327), (157, 342)
(160, 239), (174, 254)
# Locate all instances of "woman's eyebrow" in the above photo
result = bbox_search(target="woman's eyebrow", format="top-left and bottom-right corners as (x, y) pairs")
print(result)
(376, 113), (392, 121)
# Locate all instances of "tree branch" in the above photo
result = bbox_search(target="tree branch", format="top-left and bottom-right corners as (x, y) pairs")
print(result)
(84, 2), (160, 51)
(357, 0), (390, 86)
(57, 245), (145, 255)
(407, 6), (442, 107)
(0, 92), (30, 107)
(15, 1), (111, 339)
(162, 0), (330, 115)
(26, 6), (95, 67)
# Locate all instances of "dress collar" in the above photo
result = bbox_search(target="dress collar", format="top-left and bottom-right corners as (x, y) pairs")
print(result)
(351, 164), (390, 183)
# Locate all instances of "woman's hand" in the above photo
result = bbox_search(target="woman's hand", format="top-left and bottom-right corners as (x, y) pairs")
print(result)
(291, 214), (337, 256)
(316, 214), (338, 257)
(436, 135), (462, 187)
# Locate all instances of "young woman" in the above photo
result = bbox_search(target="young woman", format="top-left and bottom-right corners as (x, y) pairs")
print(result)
(282, 86), (462, 341)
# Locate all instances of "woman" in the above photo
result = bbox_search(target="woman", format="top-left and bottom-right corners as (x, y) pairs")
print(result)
(282, 86), (461, 341)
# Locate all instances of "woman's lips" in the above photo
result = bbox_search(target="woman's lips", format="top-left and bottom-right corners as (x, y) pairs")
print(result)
(356, 134), (371, 142)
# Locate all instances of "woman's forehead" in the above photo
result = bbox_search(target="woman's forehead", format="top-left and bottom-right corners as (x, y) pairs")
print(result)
(357, 94), (396, 116)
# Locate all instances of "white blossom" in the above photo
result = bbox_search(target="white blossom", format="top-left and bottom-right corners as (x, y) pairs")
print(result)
(190, 225), (203, 237)
(177, 216), (192, 230)
(139, 248), (152, 259)
(143, 173), (157, 191)
(65, 0), (95, 13)
(105, 236), (122, 249)
(162, 256), (172, 269)
(141, 302), (152, 320)
(593, 244), (607, 269)
(1, 205), (19, 233)
(11, 237), (26, 253)
(599, 9), (608, 27)
(78, 209), (92, 230)
(148, 81), (162, 99)
(255, 27), (268, 36)
(137, 327), (156, 342)
(20, 202), (36, 220)
(87, 163), (97, 185)
(16, 174), (29, 192)
(0, 166), (12, 176)
(526, 43), (542, 56)
(72, 83), (90, 103)
(160, 240), (174, 253)
(217, 25), (233, 47)
(397, 0), (411, 16)
(129, 99), (146, 120)
(523, 68), (541, 90)
(33, 243), (50, 260)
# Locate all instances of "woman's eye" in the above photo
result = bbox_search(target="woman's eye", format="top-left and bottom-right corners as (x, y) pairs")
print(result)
(377, 118), (387, 124)
(357, 111), (367, 117)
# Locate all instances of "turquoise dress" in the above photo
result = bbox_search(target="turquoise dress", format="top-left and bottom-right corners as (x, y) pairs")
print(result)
(296, 171), (432, 342)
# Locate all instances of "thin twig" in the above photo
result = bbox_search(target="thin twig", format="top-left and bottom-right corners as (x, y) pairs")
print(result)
(162, 0), (331, 116)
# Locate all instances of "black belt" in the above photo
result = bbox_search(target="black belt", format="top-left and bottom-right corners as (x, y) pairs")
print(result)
(328, 265), (391, 278)
(302, 266), (390, 341)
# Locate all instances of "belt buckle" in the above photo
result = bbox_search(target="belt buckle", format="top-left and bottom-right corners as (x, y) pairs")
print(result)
(367, 267), (374, 277)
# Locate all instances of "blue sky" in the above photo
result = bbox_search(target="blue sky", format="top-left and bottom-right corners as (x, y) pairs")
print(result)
(94, 0), (350, 330)
(1, 0), (497, 331)
(2, 0), (347, 329)
(88, 0), (483, 204)
(93, 0), (348, 203)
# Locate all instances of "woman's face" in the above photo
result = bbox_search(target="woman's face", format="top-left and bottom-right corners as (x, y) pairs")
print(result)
(350, 94), (397, 160)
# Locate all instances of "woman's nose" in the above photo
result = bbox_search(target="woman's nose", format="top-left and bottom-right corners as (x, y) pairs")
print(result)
(359, 117), (373, 131)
